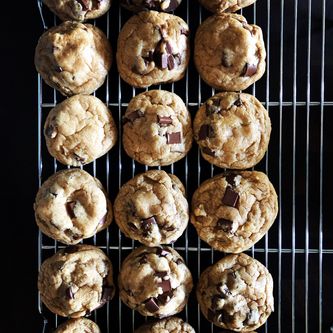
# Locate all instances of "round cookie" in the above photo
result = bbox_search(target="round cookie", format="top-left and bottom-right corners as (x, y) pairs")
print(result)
(119, 246), (193, 318)
(196, 253), (274, 331)
(120, 0), (182, 12)
(44, 95), (117, 166)
(34, 169), (112, 245)
(191, 171), (278, 253)
(43, 0), (111, 21)
(35, 21), (112, 96)
(54, 318), (100, 333)
(38, 245), (115, 317)
(193, 92), (271, 169)
(194, 13), (266, 91)
(114, 170), (189, 246)
(123, 90), (192, 166)
(135, 317), (195, 333)
(116, 11), (190, 88)
(198, 0), (256, 13)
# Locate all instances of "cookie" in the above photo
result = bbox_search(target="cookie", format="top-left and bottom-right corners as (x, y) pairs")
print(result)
(120, 0), (182, 12)
(193, 92), (271, 169)
(35, 21), (112, 96)
(116, 11), (190, 88)
(44, 95), (117, 166)
(34, 169), (112, 245)
(123, 90), (192, 166)
(38, 245), (115, 317)
(134, 317), (195, 333)
(43, 0), (111, 21)
(198, 0), (256, 13)
(54, 318), (100, 333)
(119, 246), (193, 318)
(194, 13), (266, 91)
(196, 253), (274, 331)
(114, 170), (189, 246)
(191, 171), (278, 253)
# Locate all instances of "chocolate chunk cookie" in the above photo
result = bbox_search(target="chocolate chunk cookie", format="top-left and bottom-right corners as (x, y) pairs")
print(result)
(114, 170), (189, 246)
(43, 0), (111, 21)
(198, 0), (256, 13)
(119, 246), (193, 318)
(116, 11), (190, 88)
(34, 169), (112, 245)
(120, 0), (182, 12)
(123, 90), (192, 166)
(35, 21), (112, 96)
(191, 171), (278, 253)
(38, 245), (115, 317)
(193, 92), (271, 169)
(194, 13), (266, 91)
(44, 95), (117, 166)
(54, 318), (101, 333)
(197, 253), (274, 331)
(135, 317), (195, 333)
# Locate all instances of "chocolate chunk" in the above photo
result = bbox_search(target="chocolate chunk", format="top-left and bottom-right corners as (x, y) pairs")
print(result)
(175, 258), (183, 265)
(55, 65), (63, 73)
(128, 222), (138, 231)
(165, 41), (173, 54)
(216, 218), (233, 232)
(141, 216), (156, 233)
(165, 226), (175, 231)
(226, 174), (236, 187)
(123, 110), (144, 124)
(158, 115), (172, 125)
(180, 27), (189, 36)
(198, 124), (214, 140)
(211, 294), (223, 309)
(63, 245), (79, 254)
(77, 0), (90, 10)
(242, 63), (257, 77)
(157, 290), (173, 305)
(207, 308), (215, 321)
(158, 279), (171, 293)
(66, 287), (74, 299)
(206, 99), (221, 115)
(163, 0), (179, 11)
(222, 186), (239, 207)
(155, 271), (168, 279)
(66, 201), (76, 219)
(154, 52), (168, 69)
(101, 286), (114, 303)
(156, 247), (170, 257)
(45, 125), (57, 138)
(167, 54), (175, 70)
(202, 147), (215, 157)
(144, 297), (159, 313)
(73, 153), (85, 164)
(166, 132), (181, 144)
(234, 97), (243, 107)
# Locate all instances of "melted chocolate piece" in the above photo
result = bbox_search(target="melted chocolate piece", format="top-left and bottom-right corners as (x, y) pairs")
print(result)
(158, 115), (172, 125)
(206, 99), (221, 115)
(225, 174), (236, 187)
(101, 286), (114, 303)
(158, 279), (171, 293)
(198, 124), (214, 140)
(216, 218), (233, 232)
(166, 132), (181, 144)
(202, 147), (215, 157)
(123, 110), (144, 124)
(155, 271), (168, 278)
(222, 186), (239, 207)
(144, 297), (159, 312)
(157, 290), (173, 305)
(242, 63), (257, 77)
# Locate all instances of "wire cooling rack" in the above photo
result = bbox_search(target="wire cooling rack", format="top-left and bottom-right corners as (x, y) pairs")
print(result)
(36, 0), (333, 332)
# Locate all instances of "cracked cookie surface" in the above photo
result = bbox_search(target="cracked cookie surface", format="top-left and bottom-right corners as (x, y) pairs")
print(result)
(54, 318), (101, 333)
(193, 92), (271, 169)
(44, 95), (117, 166)
(43, 0), (111, 21)
(198, 0), (256, 13)
(197, 253), (274, 331)
(116, 11), (190, 88)
(34, 169), (112, 245)
(38, 245), (115, 317)
(119, 246), (193, 318)
(120, 0), (182, 12)
(191, 171), (278, 253)
(114, 170), (189, 246)
(35, 21), (112, 96)
(194, 13), (266, 91)
(123, 90), (192, 166)
(134, 316), (196, 333)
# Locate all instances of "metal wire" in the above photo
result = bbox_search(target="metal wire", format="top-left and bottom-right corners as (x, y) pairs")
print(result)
(36, 1), (331, 332)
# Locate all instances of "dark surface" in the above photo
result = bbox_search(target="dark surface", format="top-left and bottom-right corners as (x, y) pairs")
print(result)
(2, 0), (332, 332)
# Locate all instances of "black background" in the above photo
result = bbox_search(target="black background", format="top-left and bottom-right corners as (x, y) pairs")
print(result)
(2, 0), (332, 332)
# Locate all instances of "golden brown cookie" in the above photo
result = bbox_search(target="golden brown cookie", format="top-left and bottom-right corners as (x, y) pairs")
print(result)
(198, 0), (256, 13)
